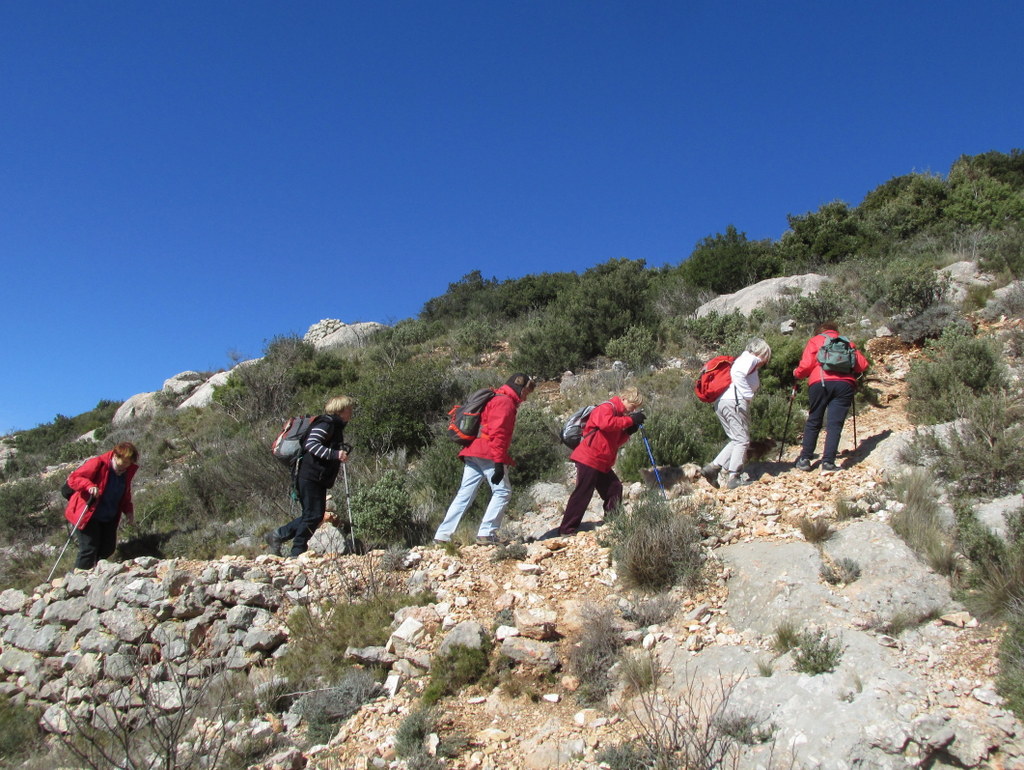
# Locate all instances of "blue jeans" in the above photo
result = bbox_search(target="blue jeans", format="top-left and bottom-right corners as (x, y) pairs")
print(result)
(434, 458), (511, 541)
(800, 380), (856, 465)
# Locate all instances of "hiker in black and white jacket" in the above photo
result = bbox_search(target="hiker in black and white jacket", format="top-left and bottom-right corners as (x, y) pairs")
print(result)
(265, 395), (354, 557)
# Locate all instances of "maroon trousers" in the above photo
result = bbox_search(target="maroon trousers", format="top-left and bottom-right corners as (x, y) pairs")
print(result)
(559, 461), (623, 535)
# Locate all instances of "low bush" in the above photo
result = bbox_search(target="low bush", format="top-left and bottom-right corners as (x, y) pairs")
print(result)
(886, 469), (956, 575)
(605, 325), (660, 371)
(421, 644), (491, 706)
(350, 470), (415, 548)
(622, 593), (679, 628)
(568, 605), (624, 705)
(913, 391), (1024, 496)
(907, 326), (1006, 424)
(797, 516), (832, 544)
(0, 478), (52, 542)
(792, 629), (843, 674)
(0, 694), (43, 762)
(607, 492), (706, 593)
(820, 557), (861, 585)
(997, 599), (1024, 717)
(293, 668), (381, 744)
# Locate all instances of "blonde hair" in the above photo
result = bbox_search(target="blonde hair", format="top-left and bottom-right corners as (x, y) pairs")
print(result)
(325, 395), (355, 415)
(112, 442), (139, 464)
(619, 387), (644, 410)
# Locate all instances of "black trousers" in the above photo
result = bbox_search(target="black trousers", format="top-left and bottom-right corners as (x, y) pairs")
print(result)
(799, 380), (856, 465)
(559, 462), (622, 536)
(277, 477), (328, 556)
(75, 517), (118, 569)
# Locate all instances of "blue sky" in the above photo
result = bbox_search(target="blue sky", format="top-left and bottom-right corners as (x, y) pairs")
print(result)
(2, 1), (1022, 434)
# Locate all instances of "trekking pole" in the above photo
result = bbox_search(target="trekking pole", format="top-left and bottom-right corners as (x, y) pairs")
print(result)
(851, 390), (858, 453)
(777, 385), (798, 462)
(638, 425), (667, 500)
(47, 494), (94, 582)
(341, 462), (357, 554)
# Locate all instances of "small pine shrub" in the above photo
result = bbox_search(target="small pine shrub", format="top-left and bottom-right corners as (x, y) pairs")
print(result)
(421, 644), (490, 706)
(607, 492), (706, 593)
(792, 629), (843, 674)
(351, 470), (415, 547)
(605, 325), (660, 371)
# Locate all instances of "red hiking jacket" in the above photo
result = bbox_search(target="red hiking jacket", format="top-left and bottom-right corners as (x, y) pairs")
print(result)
(569, 396), (636, 474)
(64, 451), (138, 530)
(793, 331), (869, 386)
(460, 384), (523, 465)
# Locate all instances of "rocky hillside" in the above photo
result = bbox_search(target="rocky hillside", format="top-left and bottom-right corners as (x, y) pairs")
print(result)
(3, 333), (1023, 769)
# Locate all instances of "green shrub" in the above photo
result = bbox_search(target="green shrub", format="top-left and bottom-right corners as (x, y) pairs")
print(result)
(351, 470), (414, 547)
(394, 707), (438, 760)
(507, 405), (564, 487)
(907, 326), (1007, 424)
(293, 668), (381, 744)
(277, 589), (432, 687)
(893, 303), (970, 345)
(618, 404), (721, 478)
(0, 478), (53, 542)
(792, 629), (843, 674)
(912, 392), (1024, 495)
(4, 400), (120, 478)
(0, 694), (42, 761)
(421, 644), (490, 706)
(605, 325), (660, 371)
(861, 258), (949, 316)
(451, 318), (500, 358)
(666, 310), (749, 354)
(790, 284), (852, 328)
(568, 605), (624, 705)
(997, 600), (1024, 717)
(607, 492), (706, 593)
(677, 225), (781, 295)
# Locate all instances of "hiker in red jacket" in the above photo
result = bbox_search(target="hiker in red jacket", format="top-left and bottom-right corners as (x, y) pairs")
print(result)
(558, 387), (645, 536)
(793, 323), (869, 473)
(434, 374), (536, 545)
(64, 442), (139, 569)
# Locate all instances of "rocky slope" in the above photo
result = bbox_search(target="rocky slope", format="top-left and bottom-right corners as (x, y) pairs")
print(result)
(2, 337), (1022, 769)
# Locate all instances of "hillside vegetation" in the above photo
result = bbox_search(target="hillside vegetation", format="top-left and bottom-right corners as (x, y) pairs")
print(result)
(2, 150), (1023, 583)
(0, 149), (1023, 768)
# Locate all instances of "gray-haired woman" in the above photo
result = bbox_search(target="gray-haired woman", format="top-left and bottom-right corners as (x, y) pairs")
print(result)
(702, 338), (771, 490)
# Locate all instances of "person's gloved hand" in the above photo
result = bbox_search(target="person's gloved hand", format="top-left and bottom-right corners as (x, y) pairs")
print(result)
(491, 463), (505, 484)
(630, 411), (646, 426)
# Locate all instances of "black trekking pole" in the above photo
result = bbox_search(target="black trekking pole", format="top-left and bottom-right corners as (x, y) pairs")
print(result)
(639, 425), (667, 500)
(777, 385), (798, 463)
(851, 390), (858, 454)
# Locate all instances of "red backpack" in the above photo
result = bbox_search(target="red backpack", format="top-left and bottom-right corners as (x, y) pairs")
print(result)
(694, 355), (735, 403)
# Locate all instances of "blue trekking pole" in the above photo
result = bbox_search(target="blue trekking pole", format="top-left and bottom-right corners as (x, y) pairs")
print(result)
(639, 425), (667, 499)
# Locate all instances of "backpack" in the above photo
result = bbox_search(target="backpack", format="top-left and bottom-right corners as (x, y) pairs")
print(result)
(61, 480), (74, 500)
(694, 355), (735, 403)
(816, 334), (857, 374)
(271, 415), (318, 466)
(561, 404), (597, 449)
(446, 389), (498, 446)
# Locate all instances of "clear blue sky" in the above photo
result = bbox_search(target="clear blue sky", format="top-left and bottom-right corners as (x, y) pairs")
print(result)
(2, 1), (1021, 434)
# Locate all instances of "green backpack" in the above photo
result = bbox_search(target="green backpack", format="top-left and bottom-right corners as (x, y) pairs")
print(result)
(816, 334), (856, 374)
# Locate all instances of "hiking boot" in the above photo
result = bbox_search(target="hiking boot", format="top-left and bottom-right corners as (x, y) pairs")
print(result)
(476, 534), (500, 545)
(701, 464), (721, 488)
(726, 475), (752, 490)
(820, 461), (840, 473)
(794, 457), (812, 472)
(264, 530), (284, 557)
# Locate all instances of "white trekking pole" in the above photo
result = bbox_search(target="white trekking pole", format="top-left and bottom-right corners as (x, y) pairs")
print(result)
(47, 493), (94, 582)
(341, 462), (357, 554)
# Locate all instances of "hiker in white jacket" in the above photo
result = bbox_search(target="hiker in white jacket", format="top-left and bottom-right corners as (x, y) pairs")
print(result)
(702, 338), (772, 490)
